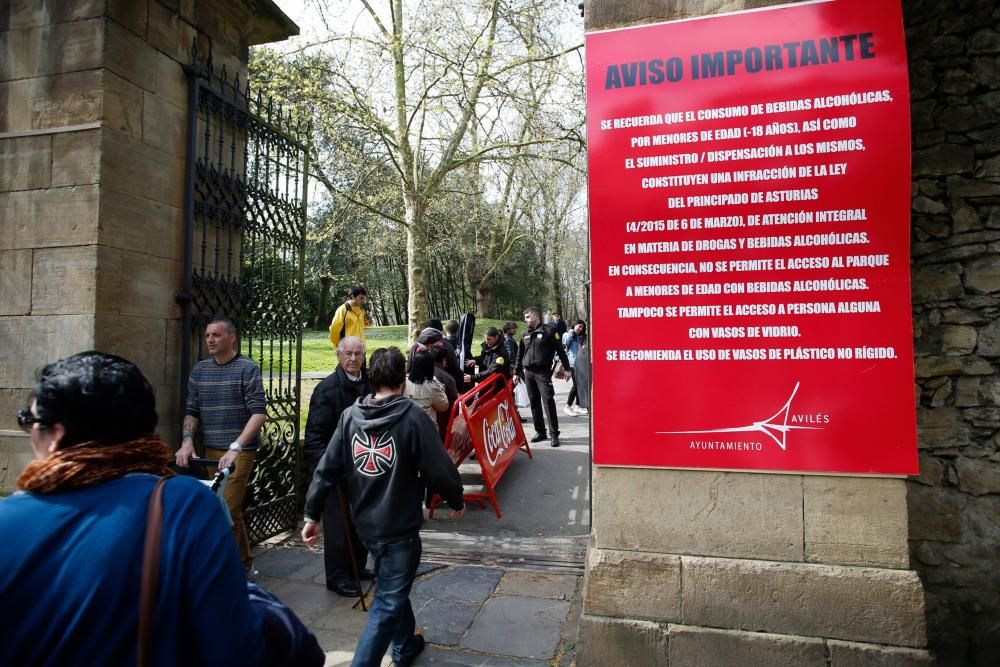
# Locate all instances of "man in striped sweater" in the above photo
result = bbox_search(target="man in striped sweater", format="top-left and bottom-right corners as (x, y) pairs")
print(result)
(176, 317), (267, 576)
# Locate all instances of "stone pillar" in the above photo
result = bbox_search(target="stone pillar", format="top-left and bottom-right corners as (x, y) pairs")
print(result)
(0, 0), (297, 492)
(578, 2), (931, 664)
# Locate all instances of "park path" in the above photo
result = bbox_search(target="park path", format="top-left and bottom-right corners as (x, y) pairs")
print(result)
(254, 379), (590, 666)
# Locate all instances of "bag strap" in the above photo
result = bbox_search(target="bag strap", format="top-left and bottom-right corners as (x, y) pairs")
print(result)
(138, 477), (168, 667)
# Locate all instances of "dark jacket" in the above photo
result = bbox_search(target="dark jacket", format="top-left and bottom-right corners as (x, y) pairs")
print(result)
(410, 328), (465, 391)
(471, 339), (512, 384)
(304, 393), (464, 542)
(304, 366), (369, 467)
(516, 324), (571, 376)
(503, 333), (519, 369)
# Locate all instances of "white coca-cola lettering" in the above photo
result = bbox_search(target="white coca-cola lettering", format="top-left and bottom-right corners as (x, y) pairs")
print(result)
(482, 400), (518, 465)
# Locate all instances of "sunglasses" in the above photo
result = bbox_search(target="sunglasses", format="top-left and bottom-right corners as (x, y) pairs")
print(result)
(16, 407), (45, 433)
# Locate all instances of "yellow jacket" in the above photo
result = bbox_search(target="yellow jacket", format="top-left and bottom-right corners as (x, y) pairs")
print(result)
(329, 302), (367, 348)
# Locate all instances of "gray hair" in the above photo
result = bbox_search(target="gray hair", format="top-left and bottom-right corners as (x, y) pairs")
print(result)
(337, 336), (365, 355)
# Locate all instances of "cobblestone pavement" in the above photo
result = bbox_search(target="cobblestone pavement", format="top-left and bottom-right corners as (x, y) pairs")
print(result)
(257, 379), (589, 666)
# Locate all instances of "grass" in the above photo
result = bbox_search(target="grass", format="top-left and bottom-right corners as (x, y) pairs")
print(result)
(299, 318), (509, 372)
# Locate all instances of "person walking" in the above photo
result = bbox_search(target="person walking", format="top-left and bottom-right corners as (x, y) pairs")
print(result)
(563, 320), (588, 416)
(302, 347), (465, 667)
(329, 285), (369, 349)
(176, 318), (266, 576)
(515, 307), (571, 447)
(304, 336), (371, 596)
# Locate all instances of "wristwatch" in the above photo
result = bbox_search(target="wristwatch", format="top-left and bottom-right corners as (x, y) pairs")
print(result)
(228, 441), (243, 452)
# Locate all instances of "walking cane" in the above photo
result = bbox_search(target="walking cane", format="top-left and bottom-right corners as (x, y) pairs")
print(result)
(336, 485), (369, 612)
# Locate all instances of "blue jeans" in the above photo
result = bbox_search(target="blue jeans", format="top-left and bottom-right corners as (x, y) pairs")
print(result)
(351, 536), (422, 667)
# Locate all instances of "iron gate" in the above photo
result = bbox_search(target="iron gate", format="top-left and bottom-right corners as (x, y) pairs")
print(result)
(177, 43), (310, 543)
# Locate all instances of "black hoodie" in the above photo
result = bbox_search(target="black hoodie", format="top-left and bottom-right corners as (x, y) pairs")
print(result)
(304, 393), (464, 542)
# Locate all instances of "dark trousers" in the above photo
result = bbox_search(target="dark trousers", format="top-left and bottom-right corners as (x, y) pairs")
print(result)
(322, 484), (367, 587)
(524, 368), (559, 437)
(567, 372), (578, 406)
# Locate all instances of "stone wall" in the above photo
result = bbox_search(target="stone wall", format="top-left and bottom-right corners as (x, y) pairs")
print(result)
(0, 0), (296, 492)
(905, 0), (1000, 664)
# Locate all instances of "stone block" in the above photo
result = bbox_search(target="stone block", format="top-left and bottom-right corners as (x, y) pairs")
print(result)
(0, 79), (34, 133)
(6, 0), (104, 30)
(147, 200), (185, 261)
(102, 71), (144, 141)
(118, 250), (180, 319)
(51, 130), (101, 187)
(0, 19), (104, 80)
(29, 70), (103, 131)
(976, 318), (1000, 357)
(460, 595), (569, 660)
(147, 1), (195, 62)
(0, 135), (50, 191)
(907, 483), (966, 543)
(577, 615), (668, 667)
(803, 477), (910, 569)
(105, 19), (158, 91)
(31, 246), (99, 315)
(917, 407), (972, 449)
(142, 92), (186, 157)
(164, 320), (182, 387)
(0, 249), (32, 315)
(0, 388), (32, 429)
(107, 0), (148, 37)
(592, 467), (804, 561)
(669, 625), (826, 666)
(0, 315), (95, 387)
(828, 640), (934, 666)
(583, 547), (681, 622)
(1, 431), (34, 494)
(101, 129), (184, 207)
(965, 256), (1000, 294)
(956, 458), (1000, 496)
(911, 263), (963, 303)
(955, 376), (1000, 407)
(2, 185), (100, 249)
(93, 315), (167, 385)
(155, 50), (188, 110)
(681, 556), (927, 647)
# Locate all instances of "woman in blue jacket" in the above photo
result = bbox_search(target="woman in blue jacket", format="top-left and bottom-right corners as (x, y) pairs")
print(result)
(562, 320), (588, 416)
(0, 351), (321, 666)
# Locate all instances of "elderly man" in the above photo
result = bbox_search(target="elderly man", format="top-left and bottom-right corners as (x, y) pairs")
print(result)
(176, 317), (267, 576)
(305, 336), (371, 596)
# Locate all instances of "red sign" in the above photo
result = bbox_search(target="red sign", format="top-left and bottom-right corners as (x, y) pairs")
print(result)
(436, 375), (531, 517)
(586, 0), (916, 474)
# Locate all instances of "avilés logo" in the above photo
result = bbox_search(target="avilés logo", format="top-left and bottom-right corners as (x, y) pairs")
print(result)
(658, 382), (826, 450)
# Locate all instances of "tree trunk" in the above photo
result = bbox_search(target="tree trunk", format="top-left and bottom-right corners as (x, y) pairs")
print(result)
(475, 279), (494, 317)
(405, 192), (430, 335)
(551, 224), (564, 315)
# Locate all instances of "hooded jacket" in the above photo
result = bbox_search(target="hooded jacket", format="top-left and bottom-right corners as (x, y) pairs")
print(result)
(409, 328), (465, 391)
(304, 393), (464, 543)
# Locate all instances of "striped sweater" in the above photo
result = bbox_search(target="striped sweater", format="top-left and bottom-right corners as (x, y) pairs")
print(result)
(186, 354), (267, 450)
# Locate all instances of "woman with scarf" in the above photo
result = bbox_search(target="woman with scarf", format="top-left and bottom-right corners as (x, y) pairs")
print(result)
(0, 351), (321, 667)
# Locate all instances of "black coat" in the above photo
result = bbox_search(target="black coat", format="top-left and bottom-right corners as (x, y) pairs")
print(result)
(304, 366), (369, 466)
(471, 340), (512, 383)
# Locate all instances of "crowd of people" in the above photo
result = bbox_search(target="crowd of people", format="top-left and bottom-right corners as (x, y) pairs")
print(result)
(0, 284), (589, 667)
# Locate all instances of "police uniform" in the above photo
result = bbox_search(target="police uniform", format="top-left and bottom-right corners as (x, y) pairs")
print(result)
(515, 324), (571, 445)
(471, 340), (512, 384)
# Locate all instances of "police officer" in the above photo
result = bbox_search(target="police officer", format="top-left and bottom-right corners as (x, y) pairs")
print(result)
(464, 327), (512, 386)
(514, 307), (571, 447)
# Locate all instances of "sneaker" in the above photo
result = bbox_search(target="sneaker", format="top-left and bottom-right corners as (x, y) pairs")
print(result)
(573, 406), (589, 416)
(563, 405), (576, 416)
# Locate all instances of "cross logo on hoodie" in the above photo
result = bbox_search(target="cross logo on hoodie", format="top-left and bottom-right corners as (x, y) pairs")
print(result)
(352, 432), (396, 477)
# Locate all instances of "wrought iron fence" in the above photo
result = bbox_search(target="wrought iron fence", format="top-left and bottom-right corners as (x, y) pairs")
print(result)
(177, 43), (310, 543)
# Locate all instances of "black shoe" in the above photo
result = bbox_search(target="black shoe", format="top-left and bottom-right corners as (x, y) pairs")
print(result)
(326, 581), (360, 597)
(359, 569), (375, 581)
(394, 633), (425, 667)
(551, 435), (561, 448)
(530, 432), (548, 443)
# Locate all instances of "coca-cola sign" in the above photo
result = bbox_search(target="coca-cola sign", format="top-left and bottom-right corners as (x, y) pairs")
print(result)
(482, 400), (518, 466)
